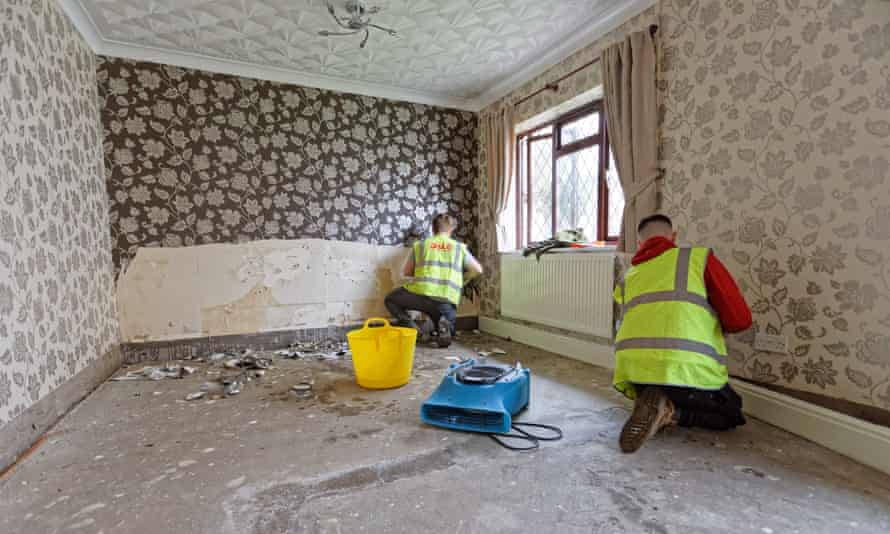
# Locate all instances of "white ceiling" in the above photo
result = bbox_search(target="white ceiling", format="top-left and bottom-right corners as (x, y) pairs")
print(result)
(61, 0), (653, 110)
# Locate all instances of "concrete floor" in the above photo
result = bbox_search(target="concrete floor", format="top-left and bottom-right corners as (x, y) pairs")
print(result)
(2, 332), (890, 534)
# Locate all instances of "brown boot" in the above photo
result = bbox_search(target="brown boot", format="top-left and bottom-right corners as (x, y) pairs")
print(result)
(619, 387), (675, 453)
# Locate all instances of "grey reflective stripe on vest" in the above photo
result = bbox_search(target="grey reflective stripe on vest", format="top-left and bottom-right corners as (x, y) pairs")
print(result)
(453, 243), (464, 271)
(415, 259), (456, 270)
(414, 242), (464, 272)
(622, 248), (715, 317)
(618, 274), (627, 323)
(411, 277), (462, 292)
(623, 290), (717, 318)
(675, 247), (691, 292)
(615, 337), (726, 365)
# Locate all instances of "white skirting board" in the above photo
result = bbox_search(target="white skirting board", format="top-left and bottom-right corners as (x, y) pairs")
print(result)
(479, 317), (615, 369)
(730, 380), (890, 475)
(480, 316), (890, 476)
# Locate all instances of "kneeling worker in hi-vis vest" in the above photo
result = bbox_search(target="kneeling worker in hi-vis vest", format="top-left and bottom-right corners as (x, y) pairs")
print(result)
(615, 214), (753, 453)
(385, 214), (483, 348)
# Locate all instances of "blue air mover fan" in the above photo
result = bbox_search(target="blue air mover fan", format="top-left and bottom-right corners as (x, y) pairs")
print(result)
(420, 359), (530, 434)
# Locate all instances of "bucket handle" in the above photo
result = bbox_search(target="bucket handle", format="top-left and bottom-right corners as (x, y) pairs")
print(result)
(363, 318), (393, 353)
(363, 317), (391, 329)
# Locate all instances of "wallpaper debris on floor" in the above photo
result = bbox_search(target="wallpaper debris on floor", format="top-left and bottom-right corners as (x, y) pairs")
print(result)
(0, 0), (119, 426)
(98, 58), (479, 273)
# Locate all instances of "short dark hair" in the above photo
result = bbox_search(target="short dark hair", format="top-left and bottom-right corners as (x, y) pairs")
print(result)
(637, 213), (673, 233)
(432, 213), (456, 233)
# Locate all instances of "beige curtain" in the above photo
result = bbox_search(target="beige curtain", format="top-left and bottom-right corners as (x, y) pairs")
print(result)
(483, 104), (515, 248)
(601, 30), (660, 252)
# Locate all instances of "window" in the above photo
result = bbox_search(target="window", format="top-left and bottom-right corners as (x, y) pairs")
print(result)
(510, 101), (624, 249)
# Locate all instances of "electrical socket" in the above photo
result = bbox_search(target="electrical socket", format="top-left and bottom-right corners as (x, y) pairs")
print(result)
(754, 333), (787, 354)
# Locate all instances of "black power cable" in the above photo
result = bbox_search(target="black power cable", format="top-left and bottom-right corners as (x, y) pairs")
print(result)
(488, 422), (564, 451)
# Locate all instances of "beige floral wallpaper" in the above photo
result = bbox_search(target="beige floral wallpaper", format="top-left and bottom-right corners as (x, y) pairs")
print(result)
(98, 58), (479, 273)
(476, 0), (890, 411)
(476, 5), (659, 317)
(0, 0), (119, 427)
(660, 0), (890, 409)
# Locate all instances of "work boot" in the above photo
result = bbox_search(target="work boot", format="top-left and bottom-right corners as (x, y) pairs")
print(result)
(394, 318), (418, 330)
(417, 317), (433, 344)
(436, 317), (453, 348)
(619, 387), (675, 453)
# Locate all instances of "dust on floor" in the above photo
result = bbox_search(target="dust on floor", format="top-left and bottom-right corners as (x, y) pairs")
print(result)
(1, 332), (889, 534)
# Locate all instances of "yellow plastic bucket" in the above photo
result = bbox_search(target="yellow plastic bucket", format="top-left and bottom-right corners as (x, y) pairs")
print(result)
(347, 318), (417, 389)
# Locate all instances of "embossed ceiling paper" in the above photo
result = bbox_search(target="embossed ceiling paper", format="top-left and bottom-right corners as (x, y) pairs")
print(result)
(78, 0), (625, 101)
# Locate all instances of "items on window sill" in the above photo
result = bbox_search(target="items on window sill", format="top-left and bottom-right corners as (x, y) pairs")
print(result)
(522, 228), (590, 261)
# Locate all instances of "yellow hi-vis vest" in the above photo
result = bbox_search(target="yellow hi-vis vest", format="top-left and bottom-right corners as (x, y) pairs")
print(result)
(405, 235), (466, 305)
(613, 247), (729, 399)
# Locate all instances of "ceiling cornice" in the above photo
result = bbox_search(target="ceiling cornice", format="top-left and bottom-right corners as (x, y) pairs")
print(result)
(59, 0), (656, 113)
(57, 0), (477, 110)
(474, 0), (657, 111)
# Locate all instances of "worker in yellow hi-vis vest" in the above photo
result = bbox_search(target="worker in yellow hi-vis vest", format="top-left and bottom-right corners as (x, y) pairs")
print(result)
(614, 214), (753, 453)
(385, 214), (483, 348)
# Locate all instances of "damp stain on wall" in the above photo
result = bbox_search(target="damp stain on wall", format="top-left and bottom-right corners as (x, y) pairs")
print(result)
(116, 239), (478, 343)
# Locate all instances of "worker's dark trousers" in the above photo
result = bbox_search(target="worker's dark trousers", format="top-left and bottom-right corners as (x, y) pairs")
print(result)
(659, 384), (746, 431)
(384, 288), (457, 333)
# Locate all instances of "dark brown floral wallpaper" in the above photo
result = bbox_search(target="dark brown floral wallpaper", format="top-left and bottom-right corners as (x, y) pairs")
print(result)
(97, 58), (479, 272)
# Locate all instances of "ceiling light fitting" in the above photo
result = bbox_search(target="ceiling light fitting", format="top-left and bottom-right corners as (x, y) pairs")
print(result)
(318, 0), (398, 49)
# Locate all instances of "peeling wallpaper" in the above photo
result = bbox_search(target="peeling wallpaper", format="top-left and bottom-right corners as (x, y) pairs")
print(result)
(660, 0), (890, 409)
(98, 58), (480, 273)
(0, 0), (120, 427)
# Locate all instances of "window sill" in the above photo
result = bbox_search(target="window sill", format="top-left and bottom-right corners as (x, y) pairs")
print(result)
(499, 245), (617, 255)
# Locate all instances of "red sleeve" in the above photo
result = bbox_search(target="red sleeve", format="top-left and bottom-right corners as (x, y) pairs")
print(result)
(704, 251), (753, 334)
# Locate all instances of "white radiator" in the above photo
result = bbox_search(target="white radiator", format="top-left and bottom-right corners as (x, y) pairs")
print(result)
(500, 252), (615, 338)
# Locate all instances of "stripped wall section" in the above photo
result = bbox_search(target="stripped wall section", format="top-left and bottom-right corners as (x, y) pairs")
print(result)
(117, 240), (479, 343)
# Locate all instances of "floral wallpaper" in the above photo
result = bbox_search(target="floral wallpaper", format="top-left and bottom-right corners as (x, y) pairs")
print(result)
(98, 58), (479, 273)
(476, 0), (890, 412)
(476, 5), (659, 317)
(0, 0), (119, 427)
(660, 0), (890, 409)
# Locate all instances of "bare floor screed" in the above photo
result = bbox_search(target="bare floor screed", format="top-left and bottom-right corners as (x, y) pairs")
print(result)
(1, 333), (889, 533)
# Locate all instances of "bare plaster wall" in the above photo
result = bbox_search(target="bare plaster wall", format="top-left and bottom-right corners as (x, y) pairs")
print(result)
(116, 239), (478, 343)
